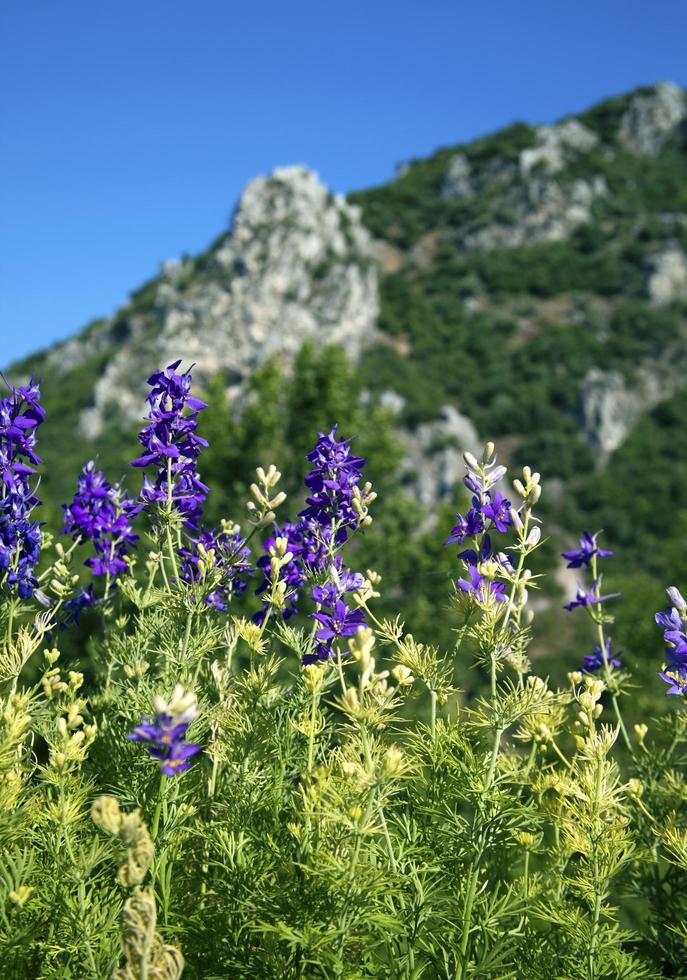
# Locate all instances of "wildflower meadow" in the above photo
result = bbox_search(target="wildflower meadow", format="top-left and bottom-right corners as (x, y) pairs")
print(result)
(2, 361), (687, 978)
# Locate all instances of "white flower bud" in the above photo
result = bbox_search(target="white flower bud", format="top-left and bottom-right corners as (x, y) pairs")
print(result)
(526, 526), (541, 546)
(509, 508), (524, 531)
(667, 587), (687, 613)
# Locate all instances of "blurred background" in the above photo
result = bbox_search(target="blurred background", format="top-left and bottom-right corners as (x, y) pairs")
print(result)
(2, 0), (687, 710)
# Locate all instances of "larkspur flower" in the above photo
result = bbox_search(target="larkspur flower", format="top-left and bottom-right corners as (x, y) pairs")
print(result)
(63, 462), (141, 580)
(299, 426), (365, 537)
(457, 564), (507, 604)
(254, 429), (369, 628)
(179, 526), (252, 611)
(62, 585), (96, 625)
(0, 376), (45, 598)
(445, 506), (484, 546)
(481, 490), (512, 533)
(564, 579), (621, 612)
(583, 639), (622, 673)
(561, 530), (613, 569)
(312, 599), (367, 645)
(253, 521), (307, 623)
(131, 361), (209, 530)
(656, 586), (687, 693)
(659, 666), (687, 696)
(127, 685), (201, 776)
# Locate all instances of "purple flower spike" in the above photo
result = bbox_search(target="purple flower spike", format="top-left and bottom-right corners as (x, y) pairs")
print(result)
(131, 361), (209, 530)
(253, 429), (369, 643)
(179, 527), (252, 610)
(299, 426), (365, 536)
(655, 585), (687, 690)
(63, 461), (141, 582)
(0, 376), (45, 598)
(562, 530), (613, 569)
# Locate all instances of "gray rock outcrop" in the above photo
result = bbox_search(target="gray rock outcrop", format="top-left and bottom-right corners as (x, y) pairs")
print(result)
(619, 82), (686, 156)
(442, 154), (475, 200)
(399, 405), (481, 511)
(69, 166), (379, 437)
(646, 247), (687, 306)
(462, 175), (607, 251)
(581, 363), (683, 458)
(519, 119), (598, 176)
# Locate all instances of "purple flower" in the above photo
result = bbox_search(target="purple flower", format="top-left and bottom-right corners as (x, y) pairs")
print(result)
(445, 506), (484, 546)
(0, 376), (45, 598)
(63, 462), (141, 580)
(179, 527), (252, 610)
(62, 586), (97, 625)
(127, 686), (201, 777)
(481, 490), (512, 533)
(562, 530), (613, 569)
(583, 639), (622, 673)
(659, 667), (687, 697)
(457, 564), (507, 604)
(131, 361), (209, 530)
(311, 598), (367, 645)
(564, 579), (620, 612)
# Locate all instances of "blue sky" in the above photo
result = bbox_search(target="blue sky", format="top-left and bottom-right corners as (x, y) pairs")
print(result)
(2, 0), (686, 366)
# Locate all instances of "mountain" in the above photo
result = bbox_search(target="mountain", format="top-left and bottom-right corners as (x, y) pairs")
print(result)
(8, 81), (687, 672)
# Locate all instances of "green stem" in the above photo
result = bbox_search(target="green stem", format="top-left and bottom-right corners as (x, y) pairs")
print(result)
(151, 773), (166, 841)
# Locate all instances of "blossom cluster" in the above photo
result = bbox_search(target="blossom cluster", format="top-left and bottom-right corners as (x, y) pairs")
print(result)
(656, 587), (687, 695)
(179, 525), (252, 611)
(127, 685), (201, 776)
(63, 461), (141, 579)
(0, 377), (45, 598)
(252, 428), (372, 662)
(446, 447), (513, 604)
(561, 530), (621, 673)
(131, 360), (209, 530)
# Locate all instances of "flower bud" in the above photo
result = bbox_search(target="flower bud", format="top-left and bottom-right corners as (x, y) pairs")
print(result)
(667, 587), (687, 613)
(392, 664), (415, 687)
(509, 508), (524, 532)
(626, 778), (644, 798)
(91, 794), (123, 835)
(383, 746), (405, 778)
(526, 527), (541, 546)
(634, 723), (648, 745)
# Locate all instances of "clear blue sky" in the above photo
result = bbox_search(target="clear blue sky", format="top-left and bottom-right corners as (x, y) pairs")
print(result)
(2, 0), (686, 366)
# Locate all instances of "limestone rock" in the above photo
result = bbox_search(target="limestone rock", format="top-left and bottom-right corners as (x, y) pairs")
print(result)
(619, 82), (685, 156)
(646, 248), (687, 306)
(442, 153), (475, 200)
(399, 405), (481, 512)
(581, 363), (683, 458)
(462, 176), (607, 251)
(72, 166), (379, 438)
(519, 119), (598, 177)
